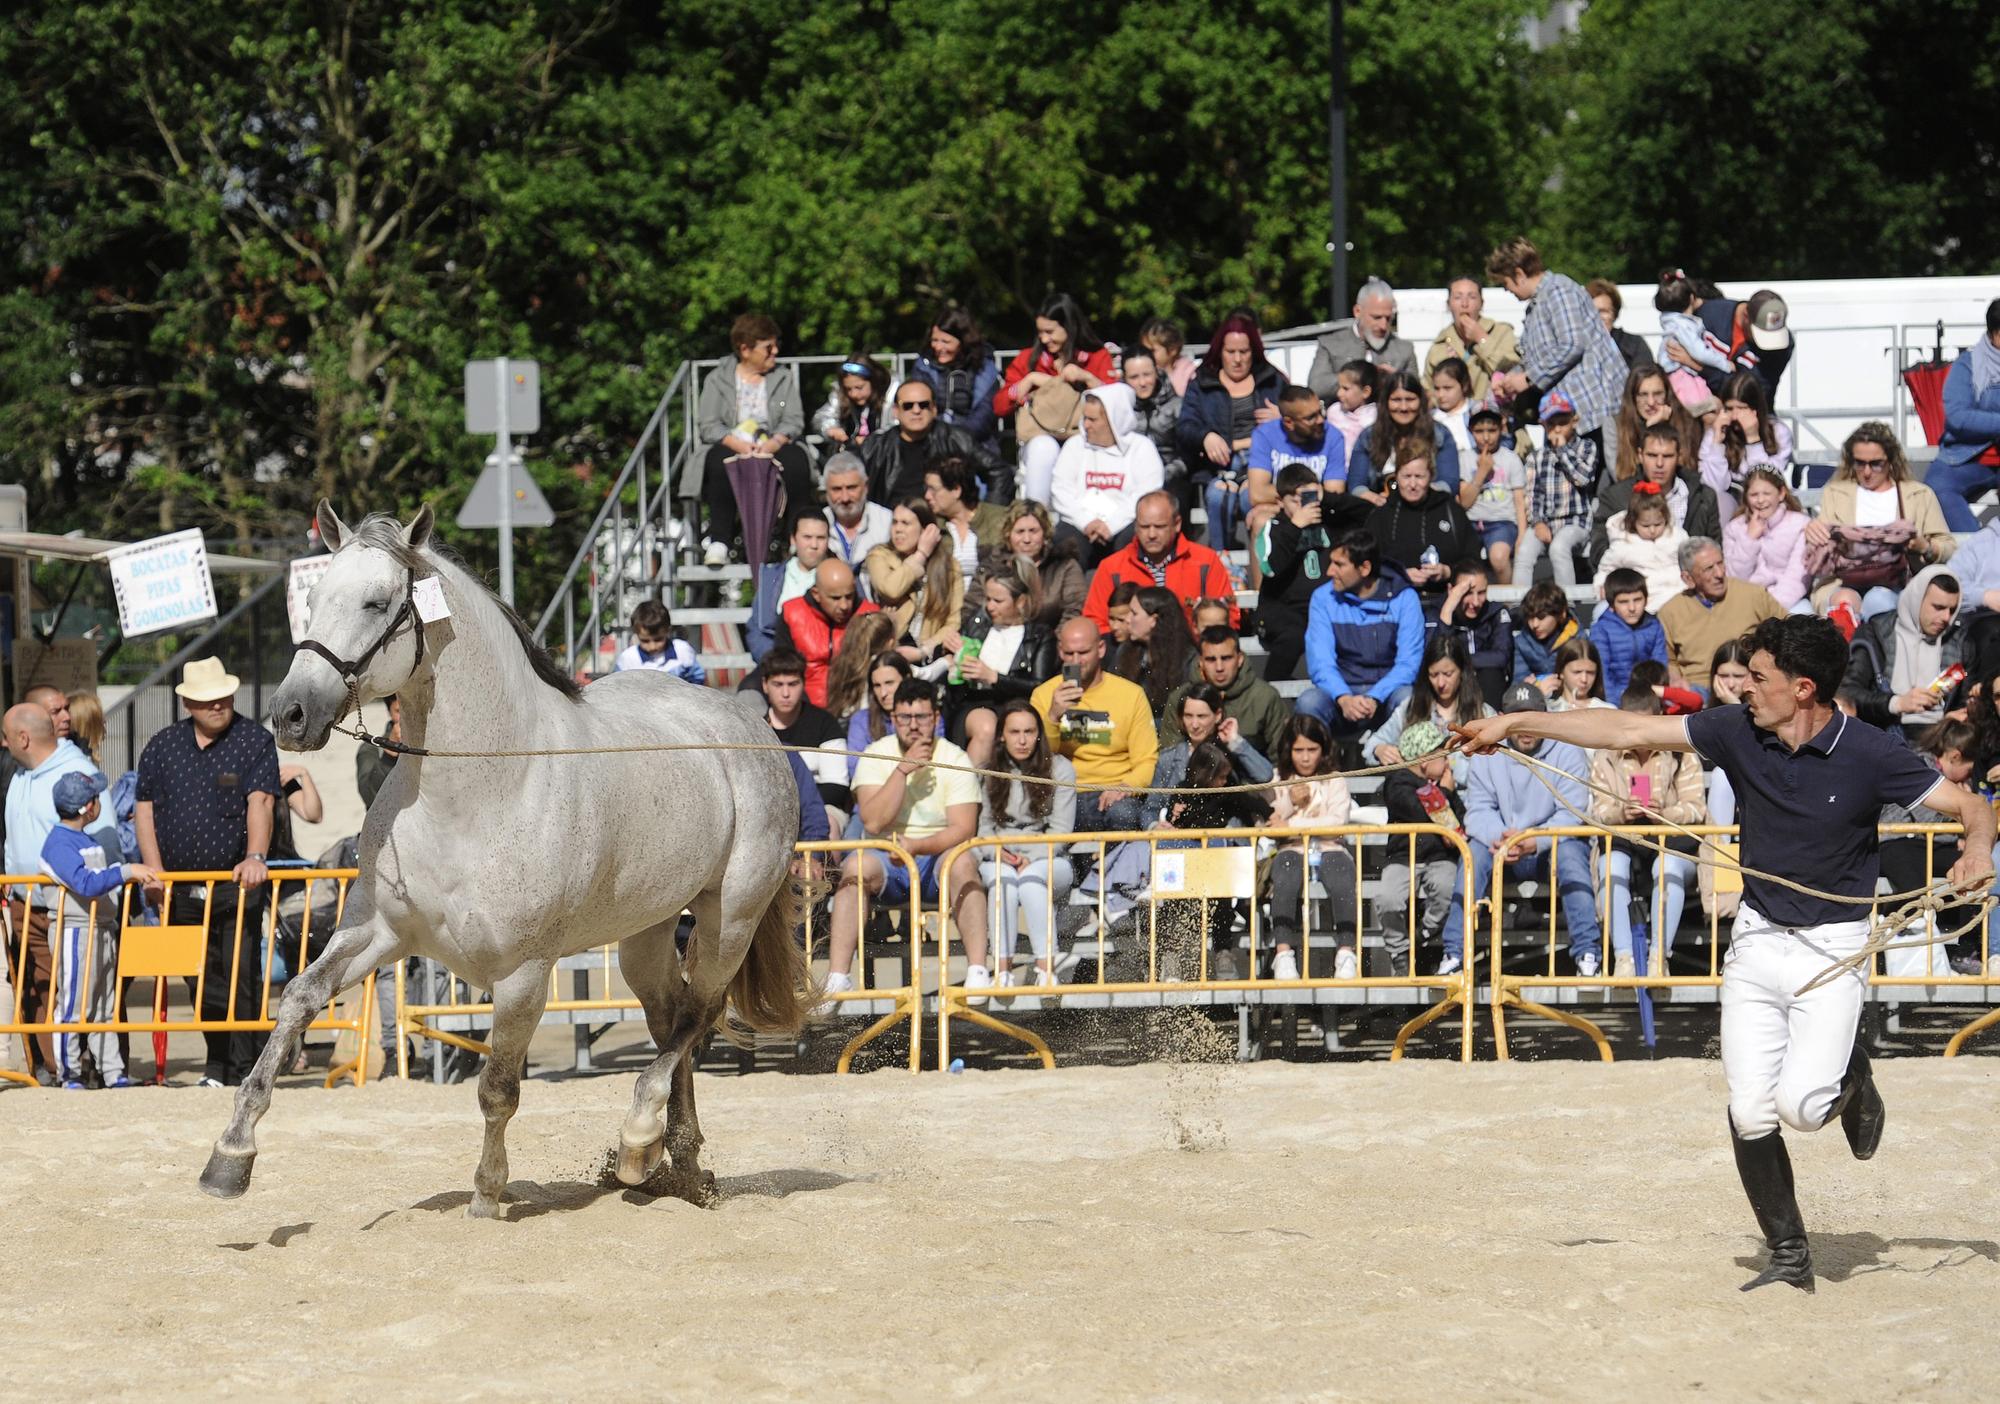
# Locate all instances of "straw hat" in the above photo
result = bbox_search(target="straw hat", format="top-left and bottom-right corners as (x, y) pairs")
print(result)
(174, 656), (240, 702)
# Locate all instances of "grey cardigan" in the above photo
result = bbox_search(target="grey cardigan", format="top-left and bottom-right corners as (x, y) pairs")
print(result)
(695, 361), (805, 450)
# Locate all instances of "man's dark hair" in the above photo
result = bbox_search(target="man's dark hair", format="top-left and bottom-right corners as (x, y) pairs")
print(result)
(1988, 298), (2000, 336)
(892, 677), (938, 712)
(1198, 625), (1240, 651)
(1930, 573), (1961, 598)
(1451, 558), (1490, 586)
(1275, 463), (1320, 497)
(928, 455), (980, 506)
(1603, 567), (1648, 604)
(1278, 384), (1320, 412)
(1467, 405), (1504, 429)
(630, 600), (670, 634)
(762, 648), (806, 682)
(1327, 528), (1378, 574)
(1746, 616), (1847, 708)
(1641, 421), (1682, 450)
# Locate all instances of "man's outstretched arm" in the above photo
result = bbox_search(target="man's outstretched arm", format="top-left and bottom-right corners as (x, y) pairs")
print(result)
(1454, 709), (1694, 757)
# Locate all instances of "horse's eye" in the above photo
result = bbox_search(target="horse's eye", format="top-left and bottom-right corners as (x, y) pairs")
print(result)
(363, 599), (389, 614)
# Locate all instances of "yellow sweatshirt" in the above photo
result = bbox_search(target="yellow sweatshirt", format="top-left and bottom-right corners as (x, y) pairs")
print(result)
(1030, 670), (1159, 790)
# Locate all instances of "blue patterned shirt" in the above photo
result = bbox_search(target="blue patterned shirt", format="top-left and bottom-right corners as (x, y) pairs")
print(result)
(1518, 271), (1628, 435)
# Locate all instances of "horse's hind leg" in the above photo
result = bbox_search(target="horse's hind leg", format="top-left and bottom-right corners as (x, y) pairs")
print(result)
(468, 960), (550, 1220)
(200, 916), (403, 1199)
(614, 911), (721, 1197)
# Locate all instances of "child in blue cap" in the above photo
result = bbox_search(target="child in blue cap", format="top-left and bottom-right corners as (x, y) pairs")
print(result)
(39, 771), (159, 1088)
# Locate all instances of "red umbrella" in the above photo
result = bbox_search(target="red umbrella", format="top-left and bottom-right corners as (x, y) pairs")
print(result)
(724, 454), (784, 568)
(1902, 323), (2000, 465)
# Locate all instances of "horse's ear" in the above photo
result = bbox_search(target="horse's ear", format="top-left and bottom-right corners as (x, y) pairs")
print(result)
(404, 502), (435, 550)
(316, 500), (349, 551)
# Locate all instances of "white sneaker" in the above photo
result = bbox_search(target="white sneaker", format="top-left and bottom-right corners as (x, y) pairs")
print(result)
(1612, 953), (1636, 980)
(815, 970), (854, 1016)
(1435, 953), (1462, 977)
(1334, 948), (1358, 981)
(1577, 952), (1602, 978)
(1032, 967), (1059, 988)
(963, 964), (993, 1004)
(701, 538), (729, 567)
(1271, 949), (1300, 982)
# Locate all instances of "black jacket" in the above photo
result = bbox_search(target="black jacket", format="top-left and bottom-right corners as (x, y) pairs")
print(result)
(1588, 468), (1722, 566)
(859, 421), (1000, 505)
(1176, 361), (1288, 468)
(947, 620), (1059, 716)
(1842, 610), (1968, 732)
(1382, 768), (1466, 865)
(1258, 497), (1371, 638)
(1365, 487), (1479, 593)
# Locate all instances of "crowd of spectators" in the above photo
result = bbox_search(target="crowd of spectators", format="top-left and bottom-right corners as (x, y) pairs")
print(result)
(659, 266), (2000, 987)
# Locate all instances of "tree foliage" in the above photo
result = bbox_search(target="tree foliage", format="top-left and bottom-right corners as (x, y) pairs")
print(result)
(2, 0), (1994, 614)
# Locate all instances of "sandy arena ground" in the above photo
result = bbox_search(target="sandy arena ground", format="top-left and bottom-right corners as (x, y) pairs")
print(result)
(5, 1054), (1998, 1401)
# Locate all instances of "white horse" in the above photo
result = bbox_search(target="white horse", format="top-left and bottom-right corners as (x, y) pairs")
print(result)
(200, 502), (812, 1217)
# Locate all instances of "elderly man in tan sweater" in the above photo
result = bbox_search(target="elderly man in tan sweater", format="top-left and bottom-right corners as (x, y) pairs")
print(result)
(1657, 537), (1785, 689)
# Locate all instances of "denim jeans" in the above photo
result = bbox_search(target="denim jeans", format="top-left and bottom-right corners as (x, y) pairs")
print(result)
(1201, 455), (1250, 551)
(1294, 685), (1409, 738)
(1921, 457), (1998, 533)
(1607, 847), (1697, 961)
(1442, 834), (1601, 964)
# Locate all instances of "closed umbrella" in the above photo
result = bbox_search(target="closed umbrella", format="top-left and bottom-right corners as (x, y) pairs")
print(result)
(725, 455), (784, 568)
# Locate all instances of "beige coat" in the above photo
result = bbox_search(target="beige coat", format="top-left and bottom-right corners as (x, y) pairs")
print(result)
(1809, 476), (1957, 608)
(1589, 747), (1706, 828)
(1425, 318), (1521, 400)
(864, 544), (965, 649)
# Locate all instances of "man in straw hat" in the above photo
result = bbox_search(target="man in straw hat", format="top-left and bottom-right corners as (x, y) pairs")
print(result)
(133, 657), (282, 1087)
(1457, 615), (1994, 1294)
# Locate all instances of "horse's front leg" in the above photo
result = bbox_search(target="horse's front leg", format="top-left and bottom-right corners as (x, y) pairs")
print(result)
(469, 960), (551, 1220)
(200, 915), (404, 1198)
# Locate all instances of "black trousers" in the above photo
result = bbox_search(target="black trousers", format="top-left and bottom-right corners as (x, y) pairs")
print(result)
(173, 884), (270, 1084)
(1261, 623), (1307, 684)
(701, 442), (816, 558)
(1266, 847), (1359, 955)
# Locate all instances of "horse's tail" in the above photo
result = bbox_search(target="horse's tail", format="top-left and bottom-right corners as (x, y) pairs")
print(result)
(723, 873), (820, 1043)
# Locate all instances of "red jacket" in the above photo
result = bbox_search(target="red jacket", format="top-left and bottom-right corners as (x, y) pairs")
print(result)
(774, 594), (880, 708)
(1081, 535), (1241, 633)
(993, 346), (1121, 417)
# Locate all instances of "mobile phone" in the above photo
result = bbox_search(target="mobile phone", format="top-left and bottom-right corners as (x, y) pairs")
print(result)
(1062, 663), (1082, 687)
(1630, 774), (1652, 806)
(1299, 487), (1321, 507)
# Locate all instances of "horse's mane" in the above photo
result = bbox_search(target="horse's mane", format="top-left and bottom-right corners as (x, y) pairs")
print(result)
(349, 514), (584, 704)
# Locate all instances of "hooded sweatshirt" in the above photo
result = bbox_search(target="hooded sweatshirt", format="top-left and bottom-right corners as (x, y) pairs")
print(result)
(1050, 383), (1165, 537)
(1305, 560), (1427, 705)
(1844, 563), (1965, 731)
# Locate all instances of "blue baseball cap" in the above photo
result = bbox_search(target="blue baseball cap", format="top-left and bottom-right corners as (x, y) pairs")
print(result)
(52, 771), (103, 819)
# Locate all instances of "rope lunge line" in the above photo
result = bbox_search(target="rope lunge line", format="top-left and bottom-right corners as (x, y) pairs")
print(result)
(331, 712), (1991, 996)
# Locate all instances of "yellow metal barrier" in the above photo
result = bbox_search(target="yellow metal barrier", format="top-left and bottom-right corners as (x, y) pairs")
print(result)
(1488, 824), (1999, 1059)
(394, 839), (928, 1075)
(0, 870), (371, 1087)
(930, 824), (1481, 1070)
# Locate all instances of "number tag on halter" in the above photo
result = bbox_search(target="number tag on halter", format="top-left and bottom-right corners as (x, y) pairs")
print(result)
(412, 577), (451, 623)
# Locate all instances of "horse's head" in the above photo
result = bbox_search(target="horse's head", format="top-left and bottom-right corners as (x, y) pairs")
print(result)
(270, 500), (438, 751)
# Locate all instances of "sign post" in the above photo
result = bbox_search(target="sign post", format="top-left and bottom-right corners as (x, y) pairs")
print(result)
(463, 358), (542, 606)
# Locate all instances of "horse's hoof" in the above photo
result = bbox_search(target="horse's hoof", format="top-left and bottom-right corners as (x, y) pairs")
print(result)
(467, 1196), (503, 1220)
(614, 1133), (665, 1188)
(199, 1147), (256, 1199)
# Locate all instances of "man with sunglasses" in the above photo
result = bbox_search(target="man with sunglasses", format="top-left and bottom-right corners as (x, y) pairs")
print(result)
(859, 380), (1002, 507)
(1243, 385), (1353, 581)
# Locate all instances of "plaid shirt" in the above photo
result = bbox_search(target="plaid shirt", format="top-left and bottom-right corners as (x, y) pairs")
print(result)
(1518, 271), (1628, 435)
(1527, 438), (1601, 528)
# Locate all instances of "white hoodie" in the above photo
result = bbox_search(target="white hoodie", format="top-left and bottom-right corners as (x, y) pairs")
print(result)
(1050, 383), (1165, 536)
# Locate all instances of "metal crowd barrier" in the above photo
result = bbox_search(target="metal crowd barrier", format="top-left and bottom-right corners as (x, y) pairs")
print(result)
(930, 825), (1481, 1070)
(0, 870), (371, 1087)
(394, 838), (928, 1076)
(1487, 824), (2000, 1060)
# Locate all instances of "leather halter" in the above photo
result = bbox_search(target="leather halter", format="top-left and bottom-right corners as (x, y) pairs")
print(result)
(294, 566), (427, 701)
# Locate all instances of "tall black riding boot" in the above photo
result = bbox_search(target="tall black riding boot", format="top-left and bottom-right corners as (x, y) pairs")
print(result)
(1730, 1116), (1815, 1293)
(1825, 1042), (1885, 1161)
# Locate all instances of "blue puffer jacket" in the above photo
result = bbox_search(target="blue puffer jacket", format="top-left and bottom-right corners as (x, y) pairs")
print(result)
(1349, 420), (1461, 492)
(1176, 362), (1288, 471)
(1305, 560), (1426, 705)
(910, 353), (1001, 453)
(1586, 609), (1668, 704)
(1938, 353), (2000, 469)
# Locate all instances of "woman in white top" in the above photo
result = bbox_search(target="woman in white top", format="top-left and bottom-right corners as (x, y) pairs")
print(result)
(1049, 383), (1165, 560)
(1804, 423), (1954, 622)
(978, 700), (1080, 989)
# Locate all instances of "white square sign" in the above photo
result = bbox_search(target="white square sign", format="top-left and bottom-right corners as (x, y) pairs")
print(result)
(287, 555), (334, 644)
(106, 529), (218, 638)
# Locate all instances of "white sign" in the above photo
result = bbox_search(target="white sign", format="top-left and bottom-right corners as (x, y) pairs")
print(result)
(411, 576), (451, 622)
(464, 358), (540, 434)
(106, 529), (217, 638)
(1153, 852), (1186, 895)
(287, 555), (334, 644)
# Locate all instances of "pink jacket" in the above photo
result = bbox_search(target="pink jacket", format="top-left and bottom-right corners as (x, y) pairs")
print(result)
(1722, 508), (1809, 609)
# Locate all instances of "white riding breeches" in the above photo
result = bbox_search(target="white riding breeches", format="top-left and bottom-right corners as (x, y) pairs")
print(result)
(1719, 904), (1870, 1138)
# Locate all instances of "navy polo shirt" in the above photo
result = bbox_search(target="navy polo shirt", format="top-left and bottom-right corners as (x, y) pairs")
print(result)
(136, 714), (282, 872)
(1684, 705), (1941, 928)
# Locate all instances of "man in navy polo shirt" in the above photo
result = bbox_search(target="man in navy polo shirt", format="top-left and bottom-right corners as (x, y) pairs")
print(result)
(1458, 616), (1994, 1295)
(134, 656), (282, 1088)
